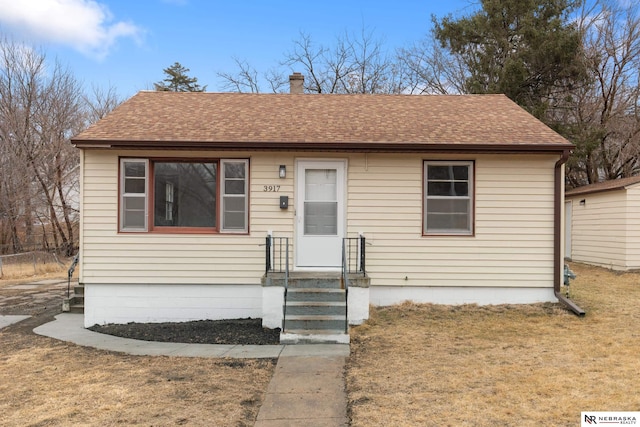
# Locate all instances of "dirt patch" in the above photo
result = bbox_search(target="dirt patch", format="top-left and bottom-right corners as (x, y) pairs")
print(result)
(90, 318), (281, 345)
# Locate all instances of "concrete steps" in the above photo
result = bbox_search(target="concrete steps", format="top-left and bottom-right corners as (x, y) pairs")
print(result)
(286, 288), (345, 302)
(285, 314), (346, 331)
(281, 275), (349, 344)
(62, 284), (84, 314)
(286, 301), (346, 316)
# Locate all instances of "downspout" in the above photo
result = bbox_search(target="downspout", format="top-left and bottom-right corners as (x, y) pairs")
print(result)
(554, 150), (585, 316)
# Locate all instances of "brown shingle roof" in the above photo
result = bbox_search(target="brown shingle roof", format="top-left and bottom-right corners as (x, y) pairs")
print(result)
(565, 175), (640, 197)
(72, 91), (573, 152)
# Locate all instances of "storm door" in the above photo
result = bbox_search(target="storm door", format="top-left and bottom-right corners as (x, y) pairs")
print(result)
(295, 160), (346, 268)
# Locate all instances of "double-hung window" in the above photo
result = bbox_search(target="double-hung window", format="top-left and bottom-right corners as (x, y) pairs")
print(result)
(424, 161), (474, 235)
(221, 160), (248, 231)
(121, 159), (148, 231)
(119, 158), (249, 233)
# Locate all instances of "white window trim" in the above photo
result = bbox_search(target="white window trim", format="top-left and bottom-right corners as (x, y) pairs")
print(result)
(424, 160), (474, 235)
(120, 158), (149, 232)
(221, 159), (249, 233)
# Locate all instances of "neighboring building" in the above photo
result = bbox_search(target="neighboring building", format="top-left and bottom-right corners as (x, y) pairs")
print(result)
(71, 75), (580, 341)
(565, 176), (640, 271)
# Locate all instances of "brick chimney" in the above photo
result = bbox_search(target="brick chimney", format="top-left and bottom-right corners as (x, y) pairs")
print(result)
(289, 72), (304, 94)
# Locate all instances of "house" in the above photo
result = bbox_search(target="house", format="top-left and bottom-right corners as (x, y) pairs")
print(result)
(565, 176), (640, 271)
(71, 74), (583, 342)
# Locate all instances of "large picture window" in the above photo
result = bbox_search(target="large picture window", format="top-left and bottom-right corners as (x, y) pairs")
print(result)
(153, 162), (217, 228)
(119, 158), (248, 233)
(424, 161), (474, 235)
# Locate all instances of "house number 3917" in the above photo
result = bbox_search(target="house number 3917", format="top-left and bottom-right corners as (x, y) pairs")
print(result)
(263, 185), (280, 192)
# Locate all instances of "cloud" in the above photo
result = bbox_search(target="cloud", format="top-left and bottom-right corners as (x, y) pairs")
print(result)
(0, 0), (143, 59)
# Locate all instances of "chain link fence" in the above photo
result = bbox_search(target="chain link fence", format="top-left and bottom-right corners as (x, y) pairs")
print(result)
(0, 226), (78, 256)
(0, 251), (68, 280)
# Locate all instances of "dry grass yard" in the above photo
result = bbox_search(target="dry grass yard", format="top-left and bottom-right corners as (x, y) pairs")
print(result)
(0, 332), (275, 426)
(2, 262), (638, 426)
(346, 262), (640, 426)
(0, 259), (276, 426)
(0, 261), (68, 284)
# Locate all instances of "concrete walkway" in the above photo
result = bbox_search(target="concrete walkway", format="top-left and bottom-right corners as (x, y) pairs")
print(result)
(0, 315), (30, 329)
(256, 355), (348, 426)
(29, 313), (350, 425)
(32, 313), (350, 359)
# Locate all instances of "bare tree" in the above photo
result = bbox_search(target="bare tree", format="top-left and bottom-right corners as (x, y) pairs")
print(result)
(0, 38), (44, 252)
(0, 133), (30, 253)
(217, 57), (263, 93)
(283, 29), (406, 94)
(84, 84), (122, 122)
(0, 36), (117, 255)
(33, 62), (86, 255)
(218, 28), (407, 94)
(399, 36), (470, 94)
(563, 0), (640, 186)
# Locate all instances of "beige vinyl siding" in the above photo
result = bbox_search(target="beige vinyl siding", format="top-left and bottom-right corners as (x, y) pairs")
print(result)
(567, 190), (627, 270)
(81, 150), (556, 289)
(81, 150), (293, 285)
(626, 185), (640, 269)
(347, 153), (555, 288)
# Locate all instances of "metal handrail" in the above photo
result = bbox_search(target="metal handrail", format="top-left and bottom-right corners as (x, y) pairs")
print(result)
(264, 236), (271, 274)
(265, 236), (289, 276)
(66, 254), (79, 299)
(341, 240), (349, 333)
(342, 235), (366, 276)
(284, 240), (288, 333)
(341, 235), (366, 334)
(264, 235), (289, 332)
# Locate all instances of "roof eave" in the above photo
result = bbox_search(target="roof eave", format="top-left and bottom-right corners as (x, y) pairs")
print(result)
(565, 178), (640, 197)
(566, 184), (633, 197)
(71, 139), (575, 154)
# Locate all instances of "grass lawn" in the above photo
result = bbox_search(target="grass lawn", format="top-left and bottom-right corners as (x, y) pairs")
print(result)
(2, 262), (637, 426)
(346, 262), (640, 426)
(0, 260), (276, 426)
(0, 332), (275, 426)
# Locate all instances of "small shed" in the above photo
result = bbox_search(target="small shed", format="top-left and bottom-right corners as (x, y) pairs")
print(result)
(565, 176), (640, 270)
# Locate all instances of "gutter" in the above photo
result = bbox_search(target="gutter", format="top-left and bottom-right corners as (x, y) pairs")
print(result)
(554, 150), (585, 316)
(71, 140), (574, 154)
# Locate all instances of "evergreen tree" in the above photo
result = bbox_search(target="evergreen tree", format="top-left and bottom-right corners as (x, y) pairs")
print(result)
(154, 62), (206, 92)
(433, 0), (587, 118)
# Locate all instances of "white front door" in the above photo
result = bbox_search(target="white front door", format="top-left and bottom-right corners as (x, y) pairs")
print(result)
(296, 160), (346, 268)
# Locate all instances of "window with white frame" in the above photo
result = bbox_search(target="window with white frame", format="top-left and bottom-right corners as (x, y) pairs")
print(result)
(424, 161), (474, 235)
(120, 159), (148, 231)
(119, 158), (248, 233)
(221, 160), (248, 231)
